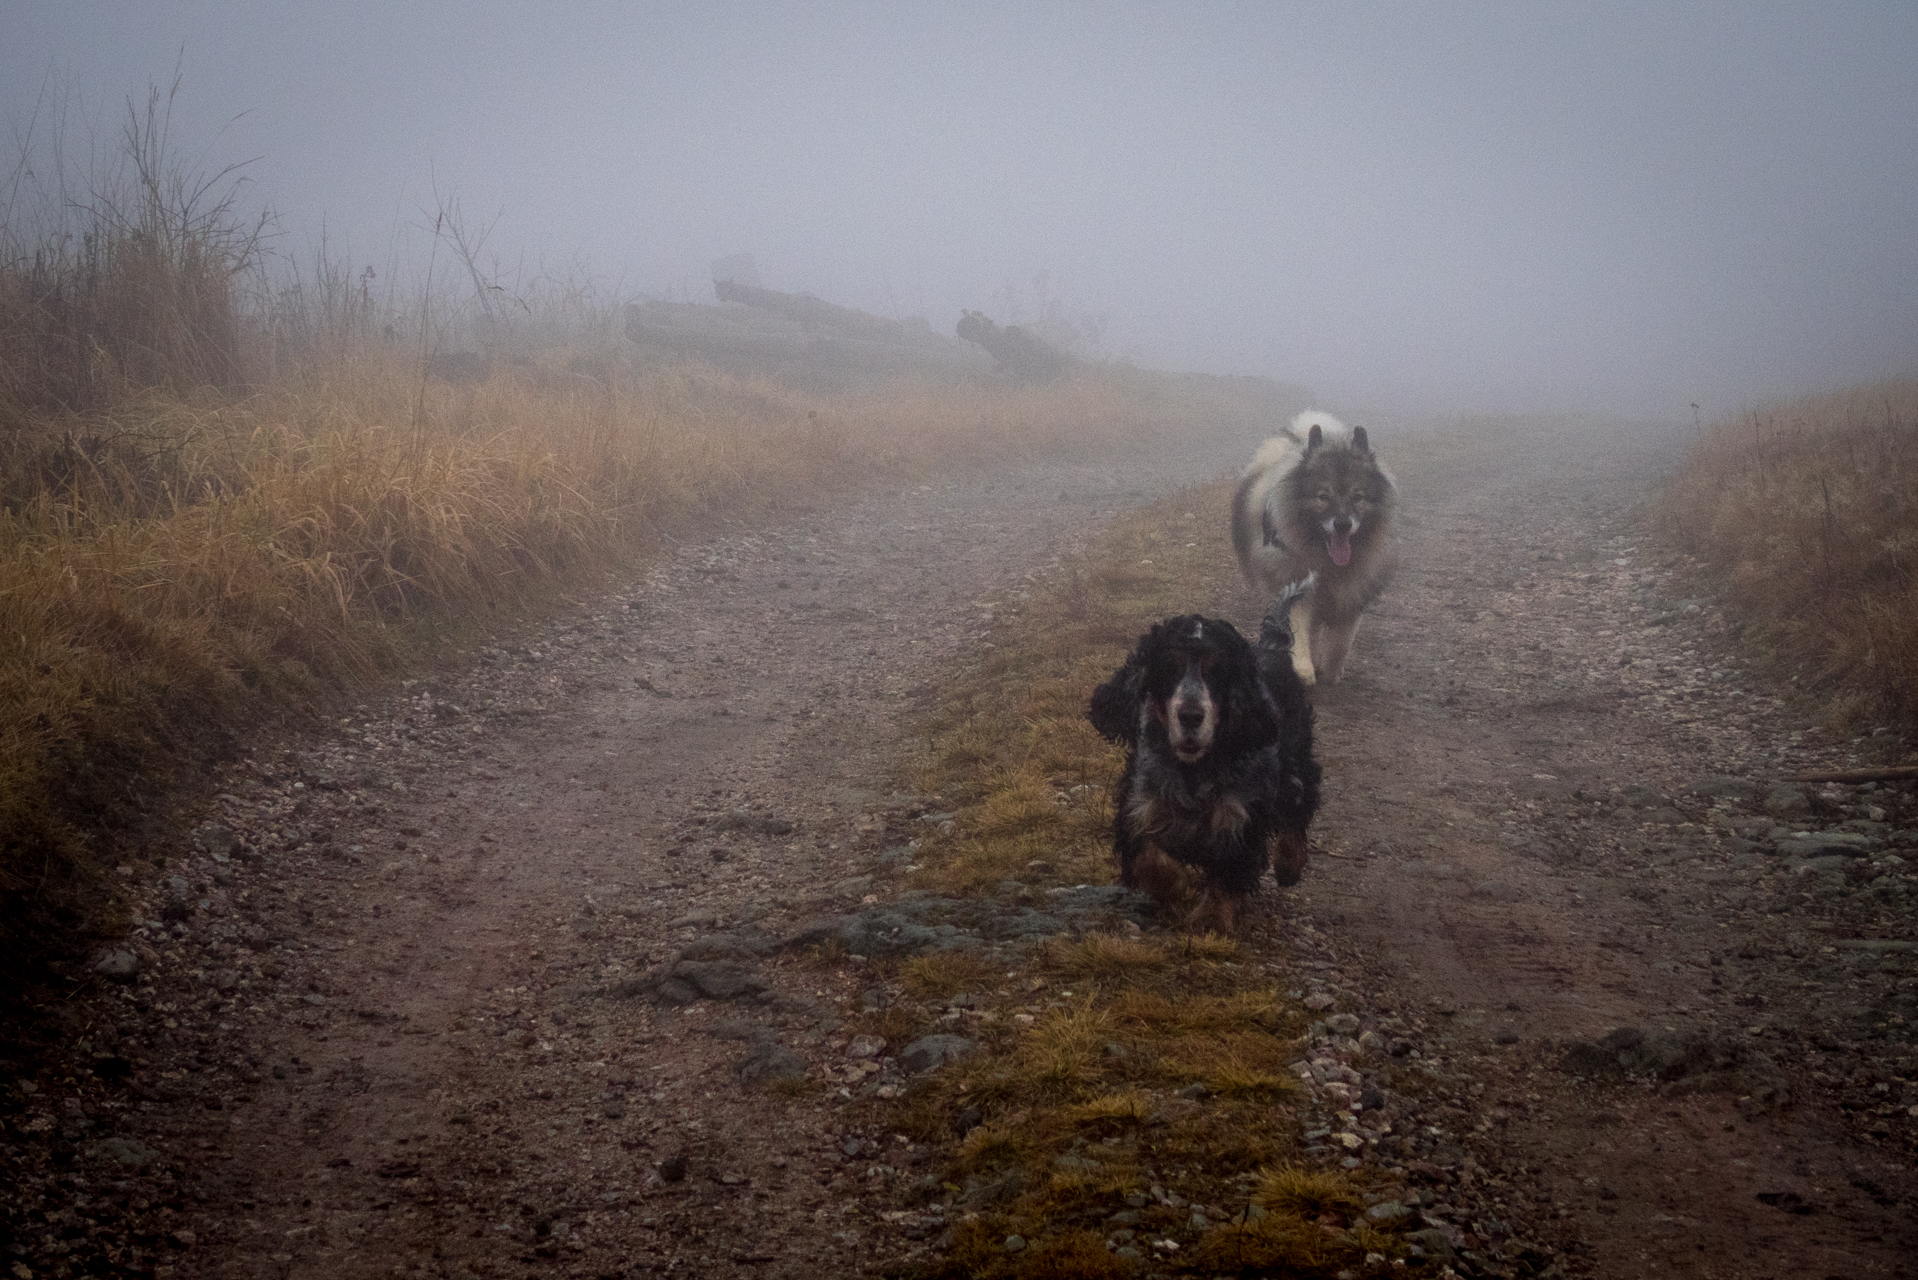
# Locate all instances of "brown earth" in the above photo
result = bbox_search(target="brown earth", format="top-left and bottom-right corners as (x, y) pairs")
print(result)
(3, 419), (1914, 1280)
(1280, 420), (1917, 1280)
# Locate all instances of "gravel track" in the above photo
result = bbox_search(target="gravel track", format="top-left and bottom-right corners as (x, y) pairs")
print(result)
(5, 419), (1913, 1280)
(1270, 420), (1916, 1279)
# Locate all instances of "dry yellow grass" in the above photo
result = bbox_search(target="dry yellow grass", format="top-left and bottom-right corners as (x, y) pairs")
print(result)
(1036, 932), (1168, 981)
(1652, 379), (1918, 731)
(1191, 1212), (1360, 1272)
(0, 90), (1316, 984)
(899, 949), (1007, 1000)
(0, 341), (1299, 986)
(1254, 1163), (1369, 1219)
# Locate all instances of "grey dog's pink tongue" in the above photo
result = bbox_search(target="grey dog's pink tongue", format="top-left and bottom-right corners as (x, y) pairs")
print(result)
(1327, 529), (1353, 566)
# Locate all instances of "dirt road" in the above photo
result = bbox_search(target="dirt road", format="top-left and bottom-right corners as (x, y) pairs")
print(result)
(6, 446), (1248, 1279)
(1283, 419), (1917, 1278)
(6, 418), (1913, 1279)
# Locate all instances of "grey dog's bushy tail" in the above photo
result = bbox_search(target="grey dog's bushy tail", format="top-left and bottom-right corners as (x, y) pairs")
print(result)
(1258, 574), (1316, 655)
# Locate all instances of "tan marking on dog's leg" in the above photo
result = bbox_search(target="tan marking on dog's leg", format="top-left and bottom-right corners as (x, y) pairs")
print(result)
(1208, 795), (1251, 839)
(1125, 791), (1162, 839)
(1270, 830), (1310, 887)
(1186, 887), (1242, 936)
(1288, 592), (1317, 685)
(1130, 843), (1192, 908)
(1316, 613), (1362, 684)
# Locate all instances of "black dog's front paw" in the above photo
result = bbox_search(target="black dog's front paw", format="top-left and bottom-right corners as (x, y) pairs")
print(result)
(1257, 574), (1316, 655)
(1270, 831), (1311, 887)
(1258, 612), (1293, 653)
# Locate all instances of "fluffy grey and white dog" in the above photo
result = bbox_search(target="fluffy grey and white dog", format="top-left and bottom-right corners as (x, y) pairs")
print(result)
(1231, 410), (1397, 684)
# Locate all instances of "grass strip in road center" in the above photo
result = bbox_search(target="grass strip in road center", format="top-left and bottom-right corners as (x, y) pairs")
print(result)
(846, 485), (1400, 1278)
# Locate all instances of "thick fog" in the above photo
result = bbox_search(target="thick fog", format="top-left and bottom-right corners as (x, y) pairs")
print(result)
(5, 1), (1915, 419)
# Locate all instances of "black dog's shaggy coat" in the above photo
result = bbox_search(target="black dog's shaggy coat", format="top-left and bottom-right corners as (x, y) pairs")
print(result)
(1088, 607), (1321, 931)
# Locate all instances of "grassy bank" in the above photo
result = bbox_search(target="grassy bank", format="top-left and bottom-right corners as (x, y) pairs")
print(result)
(0, 84), (1327, 989)
(0, 341), (1305, 988)
(1651, 380), (1918, 733)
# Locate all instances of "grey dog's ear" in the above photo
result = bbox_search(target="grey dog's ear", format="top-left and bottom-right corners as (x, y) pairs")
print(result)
(1306, 423), (1324, 451)
(1352, 425), (1371, 453)
(1088, 656), (1148, 745)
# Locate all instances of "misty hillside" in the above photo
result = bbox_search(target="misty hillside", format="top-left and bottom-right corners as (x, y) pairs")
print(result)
(621, 289), (990, 391)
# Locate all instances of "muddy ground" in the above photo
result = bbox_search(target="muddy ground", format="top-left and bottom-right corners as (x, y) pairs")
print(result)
(3, 419), (1913, 1280)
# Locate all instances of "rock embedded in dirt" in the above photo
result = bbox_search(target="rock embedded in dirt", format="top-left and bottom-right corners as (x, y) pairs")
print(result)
(670, 959), (769, 1001)
(833, 875), (875, 898)
(192, 824), (237, 857)
(781, 887), (1149, 959)
(1764, 785), (1813, 816)
(783, 908), (960, 957)
(85, 1136), (158, 1169)
(1832, 938), (1915, 955)
(899, 1034), (976, 1075)
(1558, 1025), (1791, 1108)
(678, 930), (780, 961)
(1688, 775), (1764, 803)
(712, 1017), (774, 1044)
(737, 1043), (810, 1085)
(91, 949), (140, 982)
(1778, 831), (1874, 857)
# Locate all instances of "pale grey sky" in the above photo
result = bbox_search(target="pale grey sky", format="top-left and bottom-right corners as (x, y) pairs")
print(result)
(4, 1), (1914, 419)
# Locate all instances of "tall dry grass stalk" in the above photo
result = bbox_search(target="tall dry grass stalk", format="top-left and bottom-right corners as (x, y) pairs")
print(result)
(1652, 379), (1918, 730)
(0, 79), (266, 420)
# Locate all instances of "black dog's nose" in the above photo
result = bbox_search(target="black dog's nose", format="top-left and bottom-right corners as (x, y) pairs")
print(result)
(1177, 706), (1206, 732)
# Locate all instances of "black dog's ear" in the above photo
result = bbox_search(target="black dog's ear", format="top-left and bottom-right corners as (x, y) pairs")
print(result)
(1088, 656), (1148, 745)
(1217, 637), (1280, 755)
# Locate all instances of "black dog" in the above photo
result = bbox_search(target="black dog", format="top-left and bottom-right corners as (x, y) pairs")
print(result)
(1088, 599), (1320, 933)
